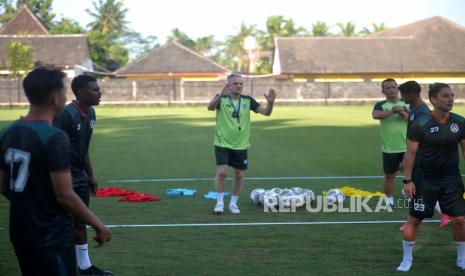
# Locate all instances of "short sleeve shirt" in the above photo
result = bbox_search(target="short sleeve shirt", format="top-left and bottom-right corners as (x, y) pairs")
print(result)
(53, 101), (96, 181)
(0, 119), (73, 247)
(373, 99), (409, 153)
(408, 112), (465, 177)
(213, 94), (260, 150)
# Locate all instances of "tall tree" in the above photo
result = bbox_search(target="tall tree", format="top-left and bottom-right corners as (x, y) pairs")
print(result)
(194, 35), (216, 56)
(262, 15), (306, 50)
(337, 21), (357, 37)
(223, 22), (259, 72)
(361, 22), (388, 35)
(86, 0), (131, 71)
(50, 18), (85, 34)
(86, 0), (128, 37)
(0, 0), (55, 26)
(311, 20), (331, 36)
(6, 40), (34, 77)
(6, 40), (35, 102)
(167, 28), (196, 49)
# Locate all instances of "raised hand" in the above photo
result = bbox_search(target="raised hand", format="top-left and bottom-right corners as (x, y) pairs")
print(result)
(221, 83), (232, 97)
(264, 89), (276, 103)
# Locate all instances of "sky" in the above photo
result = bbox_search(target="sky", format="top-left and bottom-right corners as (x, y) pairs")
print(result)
(52, 0), (465, 44)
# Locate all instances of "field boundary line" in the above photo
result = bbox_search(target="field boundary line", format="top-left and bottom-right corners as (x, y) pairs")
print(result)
(104, 220), (440, 228)
(108, 175), (465, 183)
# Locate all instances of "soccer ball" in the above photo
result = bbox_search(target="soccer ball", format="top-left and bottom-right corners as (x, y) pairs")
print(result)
(250, 189), (266, 205)
(302, 189), (315, 203)
(327, 189), (344, 204)
(264, 191), (279, 208)
(291, 187), (303, 194)
(279, 188), (292, 196)
(291, 193), (305, 207)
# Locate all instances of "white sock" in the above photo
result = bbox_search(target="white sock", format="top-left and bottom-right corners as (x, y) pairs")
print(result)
(402, 240), (415, 262)
(230, 195), (239, 206)
(434, 201), (442, 214)
(388, 196), (394, 205)
(216, 193), (224, 205)
(457, 242), (465, 261)
(75, 244), (91, 269)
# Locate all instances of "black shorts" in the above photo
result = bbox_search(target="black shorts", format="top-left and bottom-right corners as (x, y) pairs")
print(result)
(13, 244), (76, 276)
(215, 146), (248, 170)
(73, 183), (90, 207)
(409, 174), (465, 219)
(73, 184), (90, 229)
(382, 152), (404, 173)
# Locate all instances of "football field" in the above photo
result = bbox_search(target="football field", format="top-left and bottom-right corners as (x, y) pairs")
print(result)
(1, 105), (465, 275)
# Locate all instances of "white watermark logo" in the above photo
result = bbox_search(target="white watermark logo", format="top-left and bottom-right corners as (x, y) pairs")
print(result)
(263, 195), (407, 213)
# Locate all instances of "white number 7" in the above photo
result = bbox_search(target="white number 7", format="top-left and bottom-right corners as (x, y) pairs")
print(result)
(5, 148), (31, 192)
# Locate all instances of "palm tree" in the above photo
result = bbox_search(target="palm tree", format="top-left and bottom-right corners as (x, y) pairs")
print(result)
(86, 0), (129, 38)
(194, 35), (216, 56)
(337, 21), (357, 37)
(361, 22), (388, 35)
(262, 15), (306, 50)
(167, 28), (196, 49)
(311, 20), (331, 36)
(224, 22), (259, 72)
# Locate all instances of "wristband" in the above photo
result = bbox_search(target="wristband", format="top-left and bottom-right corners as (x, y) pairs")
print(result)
(403, 179), (413, 184)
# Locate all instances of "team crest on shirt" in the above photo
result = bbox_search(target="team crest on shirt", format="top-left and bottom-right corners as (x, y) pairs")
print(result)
(90, 120), (96, 129)
(409, 114), (415, 122)
(76, 123), (81, 131)
(450, 123), (459, 133)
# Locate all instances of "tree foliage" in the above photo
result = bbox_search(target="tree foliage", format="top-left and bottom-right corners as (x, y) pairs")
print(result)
(337, 21), (357, 36)
(0, 0), (54, 25)
(6, 40), (35, 77)
(50, 17), (85, 34)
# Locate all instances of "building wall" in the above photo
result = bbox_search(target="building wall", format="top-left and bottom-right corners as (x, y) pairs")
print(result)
(1, 77), (465, 105)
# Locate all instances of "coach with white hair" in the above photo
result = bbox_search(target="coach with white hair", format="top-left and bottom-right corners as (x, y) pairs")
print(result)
(207, 73), (276, 214)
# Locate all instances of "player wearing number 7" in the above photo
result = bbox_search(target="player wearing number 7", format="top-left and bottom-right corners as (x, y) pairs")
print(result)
(398, 83), (465, 272)
(0, 67), (111, 276)
(207, 73), (276, 214)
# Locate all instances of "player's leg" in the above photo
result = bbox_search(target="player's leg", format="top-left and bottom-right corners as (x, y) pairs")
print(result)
(229, 149), (247, 214)
(73, 184), (91, 271)
(450, 216), (465, 270)
(214, 164), (228, 213)
(397, 216), (422, 272)
(214, 146), (229, 214)
(383, 152), (402, 207)
(438, 176), (465, 269)
(229, 169), (245, 214)
(435, 201), (450, 228)
(398, 177), (436, 272)
(74, 184), (113, 275)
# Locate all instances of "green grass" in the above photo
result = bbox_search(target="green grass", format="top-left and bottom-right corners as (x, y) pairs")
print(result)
(1, 105), (465, 275)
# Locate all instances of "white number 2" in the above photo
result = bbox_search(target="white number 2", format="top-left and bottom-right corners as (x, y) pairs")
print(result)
(4, 148), (30, 192)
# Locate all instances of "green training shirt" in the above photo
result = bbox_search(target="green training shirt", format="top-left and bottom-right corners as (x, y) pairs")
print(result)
(213, 94), (260, 150)
(373, 99), (409, 153)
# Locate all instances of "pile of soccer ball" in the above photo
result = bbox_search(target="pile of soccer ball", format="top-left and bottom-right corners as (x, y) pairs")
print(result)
(250, 187), (345, 208)
(250, 187), (316, 208)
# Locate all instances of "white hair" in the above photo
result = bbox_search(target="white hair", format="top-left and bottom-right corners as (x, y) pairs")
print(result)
(227, 73), (242, 82)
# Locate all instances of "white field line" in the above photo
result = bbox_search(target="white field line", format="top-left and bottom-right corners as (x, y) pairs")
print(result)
(103, 220), (440, 228)
(108, 175), (465, 183)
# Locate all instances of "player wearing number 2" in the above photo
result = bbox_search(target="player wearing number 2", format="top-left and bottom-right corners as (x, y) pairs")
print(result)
(398, 83), (465, 272)
(0, 67), (111, 276)
(207, 73), (276, 214)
